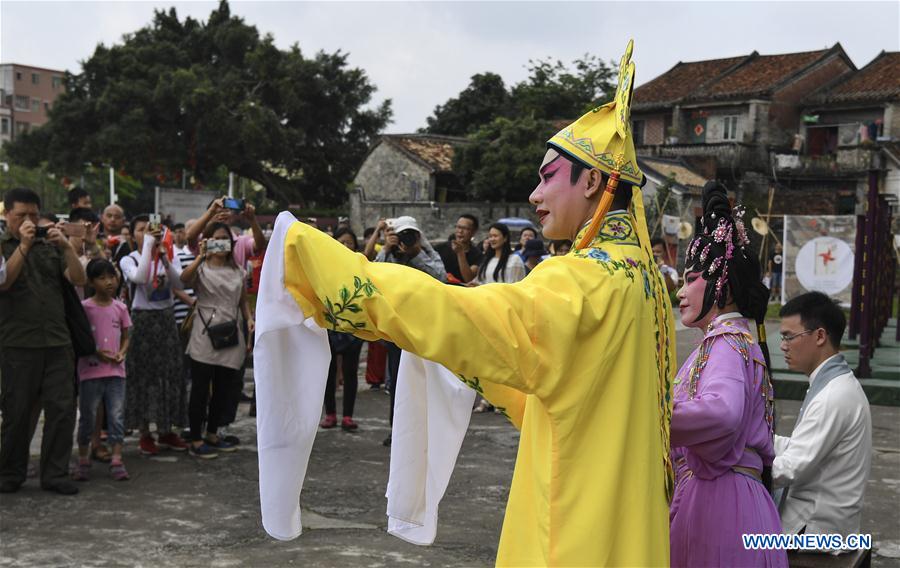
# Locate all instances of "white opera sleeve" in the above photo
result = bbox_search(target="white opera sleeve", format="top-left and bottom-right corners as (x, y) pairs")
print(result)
(0, 255), (6, 285)
(386, 352), (476, 545)
(255, 211), (330, 540)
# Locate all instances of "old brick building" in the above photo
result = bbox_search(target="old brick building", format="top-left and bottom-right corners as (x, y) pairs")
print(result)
(771, 51), (900, 214)
(349, 134), (535, 240)
(632, 44), (856, 205)
(0, 63), (66, 146)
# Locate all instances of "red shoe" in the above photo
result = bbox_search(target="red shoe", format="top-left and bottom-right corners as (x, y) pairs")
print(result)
(157, 432), (189, 451)
(319, 414), (337, 429)
(139, 435), (160, 456)
(341, 417), (358, 431)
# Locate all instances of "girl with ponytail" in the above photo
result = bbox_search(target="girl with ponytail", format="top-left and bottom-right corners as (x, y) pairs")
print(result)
(668, 182), (787, 567)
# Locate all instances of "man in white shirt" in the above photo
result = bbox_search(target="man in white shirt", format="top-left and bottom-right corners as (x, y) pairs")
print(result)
(775, 291), (872, 542)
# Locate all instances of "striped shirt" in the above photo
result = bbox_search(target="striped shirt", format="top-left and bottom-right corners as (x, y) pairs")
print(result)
(173, 250), (197, 324)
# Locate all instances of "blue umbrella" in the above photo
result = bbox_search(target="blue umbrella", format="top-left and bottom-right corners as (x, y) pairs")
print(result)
(495, 217), (535, 229)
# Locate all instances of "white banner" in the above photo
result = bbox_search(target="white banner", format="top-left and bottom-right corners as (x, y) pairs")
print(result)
(154, 187), (219, 224)
(783, 215), (856, 306)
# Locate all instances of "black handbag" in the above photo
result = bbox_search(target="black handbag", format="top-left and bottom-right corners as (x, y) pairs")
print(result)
(197, 307), (240, 350)
(62, 281), (96, 357)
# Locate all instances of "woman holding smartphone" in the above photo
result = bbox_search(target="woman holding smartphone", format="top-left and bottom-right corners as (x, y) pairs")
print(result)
(181, 222), (254, 459)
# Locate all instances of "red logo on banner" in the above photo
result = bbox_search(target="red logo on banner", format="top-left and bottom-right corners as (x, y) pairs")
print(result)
(694, 124), (705, 136)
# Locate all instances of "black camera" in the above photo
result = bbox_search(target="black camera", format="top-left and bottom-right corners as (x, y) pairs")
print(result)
(223, 197), (245, 212)
(35, 226), (50, 239)
(398, 229), (419, 247)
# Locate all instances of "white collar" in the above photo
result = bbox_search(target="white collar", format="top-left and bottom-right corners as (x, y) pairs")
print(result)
(714, 311), (744, 323)
(808, 353), (842, 384)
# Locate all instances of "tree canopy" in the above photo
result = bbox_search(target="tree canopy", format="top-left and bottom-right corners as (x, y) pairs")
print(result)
(423, 55), (616, 202)
(7, 1), (392, 208)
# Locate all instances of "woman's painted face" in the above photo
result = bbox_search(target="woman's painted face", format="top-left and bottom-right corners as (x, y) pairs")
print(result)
(676, 269), (710, 328)
(488, 228), (506, 250)
(529, 150), (594, 240)
(337, 233), (357, 251)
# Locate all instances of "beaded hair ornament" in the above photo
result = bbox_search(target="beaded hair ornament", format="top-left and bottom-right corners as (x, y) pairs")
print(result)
(684, 183), (752, 319)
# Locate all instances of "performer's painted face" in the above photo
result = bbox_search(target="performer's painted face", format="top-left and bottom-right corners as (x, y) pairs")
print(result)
(676, 269), (711, 328)
(529, 149), (593, 240)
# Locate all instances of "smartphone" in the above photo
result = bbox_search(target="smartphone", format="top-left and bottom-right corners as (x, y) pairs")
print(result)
(62, 221), (86, 238)
(35, 226), (50, 239)
(223, 198), (245, 212)
(206, 239), (232, 254)
(148, 214), (161, 232)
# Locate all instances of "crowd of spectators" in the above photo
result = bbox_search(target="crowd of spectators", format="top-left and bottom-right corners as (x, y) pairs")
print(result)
(0, 187), (559, 492)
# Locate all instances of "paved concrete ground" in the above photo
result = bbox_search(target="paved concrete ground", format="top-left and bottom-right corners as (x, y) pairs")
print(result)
(1, 330), (899, 567)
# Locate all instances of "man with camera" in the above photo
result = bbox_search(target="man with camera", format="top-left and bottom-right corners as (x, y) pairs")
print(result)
(434, 214), (482, 284)
(369, 216), (446, 445)
(372, 216), (446, 282)
(0, 188), (88, 495)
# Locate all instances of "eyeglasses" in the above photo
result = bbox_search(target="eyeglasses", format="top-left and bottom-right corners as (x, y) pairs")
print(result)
(780, 329), (815, 343)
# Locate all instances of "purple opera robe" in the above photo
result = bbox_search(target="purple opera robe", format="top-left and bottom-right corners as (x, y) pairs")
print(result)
(669, 313), (788, 567)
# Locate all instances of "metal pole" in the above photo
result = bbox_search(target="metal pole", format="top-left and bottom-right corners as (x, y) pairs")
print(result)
(856, 169), (878, 378)
(849, 214), (865, 340)
(109, 166), (116, 205)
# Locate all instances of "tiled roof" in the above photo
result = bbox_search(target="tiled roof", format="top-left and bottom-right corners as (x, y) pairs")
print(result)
(807, 51), (900, 104)
(383, 134), (468, 173)
(638, 157), (707, 190)
(699, 49), (832, 100)
(633, 56), (747, 108)
(633, 45), (848, 107)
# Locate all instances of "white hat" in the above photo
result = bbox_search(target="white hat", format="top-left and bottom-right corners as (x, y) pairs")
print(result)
(391, 215), (421, 234)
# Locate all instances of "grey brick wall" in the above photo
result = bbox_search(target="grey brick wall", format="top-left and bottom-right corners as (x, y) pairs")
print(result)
(353, 143), (434, 202)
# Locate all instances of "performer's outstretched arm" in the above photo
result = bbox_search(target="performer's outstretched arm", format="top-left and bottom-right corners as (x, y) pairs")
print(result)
(282, 220), (628, 401)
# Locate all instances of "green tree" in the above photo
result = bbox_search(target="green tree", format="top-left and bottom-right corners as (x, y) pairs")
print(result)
(511, 55), (616, 120)
(426, 55), (615, 202)
(6, 1), (391, 208)
(422, 73), (508, 136)
(452, 116), (558, 202)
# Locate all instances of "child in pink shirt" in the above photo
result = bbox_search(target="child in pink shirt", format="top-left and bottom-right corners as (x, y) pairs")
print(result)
(73, 259), (132, 481)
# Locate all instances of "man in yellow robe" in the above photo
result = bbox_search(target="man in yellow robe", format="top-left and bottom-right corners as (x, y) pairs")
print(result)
(259, 40), (675, 566)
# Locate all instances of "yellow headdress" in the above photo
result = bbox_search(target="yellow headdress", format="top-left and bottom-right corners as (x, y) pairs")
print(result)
(550, 40), (676, 502)
(547, 39), (642, 250)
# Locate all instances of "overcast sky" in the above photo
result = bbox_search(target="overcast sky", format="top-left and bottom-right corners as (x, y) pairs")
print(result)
(2, 1), (898, 133)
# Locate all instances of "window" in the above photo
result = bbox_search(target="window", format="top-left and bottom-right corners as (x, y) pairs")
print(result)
(44, 101), (50, 112)
(14, 95), (29, 111)
(15, 71), (22, 81)
(1, 117), (9, 135)
(31, 73), (40, 85)
(632, 120), (645, 146)
(31, 98), (40, 113)
(15, 121), (29, 135)
(722, 116), (739, 141)
(52, 75), (62, 89)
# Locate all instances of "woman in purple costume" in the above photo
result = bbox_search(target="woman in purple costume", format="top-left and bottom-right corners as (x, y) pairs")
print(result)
(670, 182), (787, 567)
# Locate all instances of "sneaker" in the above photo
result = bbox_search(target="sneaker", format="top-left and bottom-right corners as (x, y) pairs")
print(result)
(369, 384), (380, 391)
(72, 462), (90, 482)
(223, 434), (240, 446)
(341, 417), (358, 431)
(206, 437), (237, 453)
(189, 443), (218, 460)
(319, 414), (337, 429)
(157, 432), (189, 452)
(109, 462), (129, 481)
(139, 435), (160, 456)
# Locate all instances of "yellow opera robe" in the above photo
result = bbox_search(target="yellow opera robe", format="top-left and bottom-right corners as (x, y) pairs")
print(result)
(281, 211), (675, 567)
